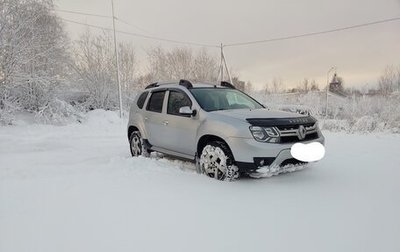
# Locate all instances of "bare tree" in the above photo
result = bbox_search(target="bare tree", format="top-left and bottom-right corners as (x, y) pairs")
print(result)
(245, 81), (254, 93)
(310, 80), (319, 91)
(295, 78), (318, 92)
(378, 65), (397, 95)
(145, 47), (218, 83)
(192, 48), (219, 82)
(302, 78), (309, 93)
(166, 47), (194, 80)
(263, 82), (271, 95)
(271, 78), (282, 94)
(72, 30), (137, 110)
(118, 41), (138, 98)
(146, 47), (168, 81)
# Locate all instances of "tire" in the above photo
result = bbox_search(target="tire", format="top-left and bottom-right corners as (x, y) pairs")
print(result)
(129, 131), (150, 157)
(198, 141), (239, 181)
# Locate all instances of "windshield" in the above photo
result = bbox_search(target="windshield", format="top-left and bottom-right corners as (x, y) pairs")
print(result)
(190, 88), (264, 112)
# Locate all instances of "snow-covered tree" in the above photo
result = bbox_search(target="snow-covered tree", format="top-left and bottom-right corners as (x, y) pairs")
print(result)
(192, 48), (219, 82)
(378, 65), (400, 95)
(72, 30), (138, 110)
(145, 47), (218, 83)
(0, 0), (69, 123)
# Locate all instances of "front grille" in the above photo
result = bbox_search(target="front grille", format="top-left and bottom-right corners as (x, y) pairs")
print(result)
(276, 123), (315, 130)
(280, 132), (319, 143)
(277, 123), (319, 143)
(246, 116), (320, 144)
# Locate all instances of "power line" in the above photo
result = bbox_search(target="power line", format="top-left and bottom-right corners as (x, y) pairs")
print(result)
(114, 17), (152, 35)
(57, 8), (400, 49)
(60, 17), (219, 48)
(55, 8), (152, 35)
(54, 9), (111, 19)
(224, 17), (400, 47)
(59, 17), (113, 30)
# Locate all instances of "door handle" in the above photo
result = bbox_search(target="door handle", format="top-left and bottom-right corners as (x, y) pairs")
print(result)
(162, 120), (169, 126)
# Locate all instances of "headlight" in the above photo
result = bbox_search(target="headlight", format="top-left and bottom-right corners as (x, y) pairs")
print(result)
(250, 126), (280, 143)
(249, 126), (267, 141)
(315, 122), (322, 134)
(313, 121), (320, 130)
(264, 127), (279, 137)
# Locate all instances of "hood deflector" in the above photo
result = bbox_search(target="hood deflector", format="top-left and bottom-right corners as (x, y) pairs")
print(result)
(246, 116), (316, 127)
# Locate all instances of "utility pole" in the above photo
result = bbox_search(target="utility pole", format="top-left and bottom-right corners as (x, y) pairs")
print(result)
(220, 43), (224, 82)
(111, 0), (123, 118)
(219, 44), (233, 85)
(221, 48), (234, 85)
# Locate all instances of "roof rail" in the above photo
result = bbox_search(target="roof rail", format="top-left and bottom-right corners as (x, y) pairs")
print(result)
(221, 81), (236, 89)
(145, 82), (159, 89)
(179, 79), (193, 89)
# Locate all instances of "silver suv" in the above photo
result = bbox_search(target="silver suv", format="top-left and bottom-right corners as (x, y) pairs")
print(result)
(128, 80), (325, 180)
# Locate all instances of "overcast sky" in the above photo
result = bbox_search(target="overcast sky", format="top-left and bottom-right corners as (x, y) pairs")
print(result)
(55, 0), (400, 89)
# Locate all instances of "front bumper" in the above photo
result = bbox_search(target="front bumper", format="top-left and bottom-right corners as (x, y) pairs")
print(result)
(227, 134), (325, 173)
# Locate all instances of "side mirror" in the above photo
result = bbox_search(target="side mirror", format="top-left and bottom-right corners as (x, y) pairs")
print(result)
(179, 106), (196, 116)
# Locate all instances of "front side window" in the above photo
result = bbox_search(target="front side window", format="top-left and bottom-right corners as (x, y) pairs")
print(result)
(167, 90), (192, 116)
(190, 88), (263, 112)
(147, 91), (165, 113)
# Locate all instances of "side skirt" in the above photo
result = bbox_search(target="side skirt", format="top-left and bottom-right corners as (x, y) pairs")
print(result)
(150, 146), (195, 161)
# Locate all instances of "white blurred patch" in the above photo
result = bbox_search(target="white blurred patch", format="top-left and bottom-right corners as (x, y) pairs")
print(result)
(290, 142), (325, 162)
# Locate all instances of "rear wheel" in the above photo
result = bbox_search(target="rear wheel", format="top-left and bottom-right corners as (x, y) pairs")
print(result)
(198, 141), (239, 181)
(129, 131), (149, 157)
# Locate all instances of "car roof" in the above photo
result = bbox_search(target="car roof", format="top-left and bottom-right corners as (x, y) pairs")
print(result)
(145, 81), (227, 90)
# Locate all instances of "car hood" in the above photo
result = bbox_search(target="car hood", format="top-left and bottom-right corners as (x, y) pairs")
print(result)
(212, 108), (306, 120)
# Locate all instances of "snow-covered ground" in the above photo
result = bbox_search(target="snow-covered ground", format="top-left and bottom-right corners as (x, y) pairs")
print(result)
(1, 110), (399, 252)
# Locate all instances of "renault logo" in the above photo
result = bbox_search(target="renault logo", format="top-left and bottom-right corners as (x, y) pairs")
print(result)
(298, 125), (306, 140)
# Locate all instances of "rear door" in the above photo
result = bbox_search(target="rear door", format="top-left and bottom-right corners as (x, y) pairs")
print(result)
(143, 90), (169, 148)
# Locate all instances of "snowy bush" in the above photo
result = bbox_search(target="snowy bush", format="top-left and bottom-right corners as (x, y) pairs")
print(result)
(34, 99), (84, 124)
(320, 119), (351, 132)
(0, 105), (16, 125)
(84, 109), (122, 127)
(0, 92), (18, 125)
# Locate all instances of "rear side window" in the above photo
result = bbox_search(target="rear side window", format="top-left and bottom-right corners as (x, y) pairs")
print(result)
(136, 91), (148, 109)
(146, 91), (165, 113)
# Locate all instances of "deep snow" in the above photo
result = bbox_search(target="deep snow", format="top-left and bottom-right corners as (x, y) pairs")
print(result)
(1, 110), (399, 252)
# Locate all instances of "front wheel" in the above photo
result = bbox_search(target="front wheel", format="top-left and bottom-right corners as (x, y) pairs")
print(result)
(198, 141), (239, 181)
(129, 131), (150, 157)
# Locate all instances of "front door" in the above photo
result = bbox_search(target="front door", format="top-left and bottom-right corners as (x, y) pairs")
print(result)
(163, 90), (198, 156)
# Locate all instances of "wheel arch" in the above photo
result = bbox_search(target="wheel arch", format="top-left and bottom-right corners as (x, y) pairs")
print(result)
(127, 125), (139, 140)
(197, 134), (235, 160)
